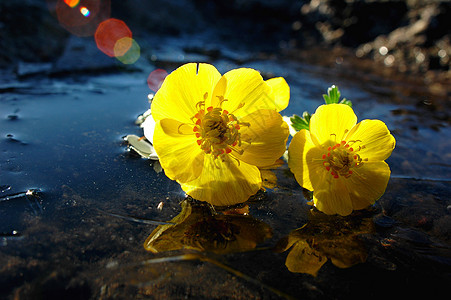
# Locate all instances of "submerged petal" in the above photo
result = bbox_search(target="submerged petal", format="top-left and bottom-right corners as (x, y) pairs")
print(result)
(151, 63), (221, 123)
(212, 68), (273, 116)
(236, 109), (289, 167)
(180, 155), (262, 206)
(345, 119), (396, 161)
(265, 77), (290, 112)
(153, 118), (204, 182)
(288, 129), (325, 191)
(310, 104), (357, 147)
(285, 240), (327, 276)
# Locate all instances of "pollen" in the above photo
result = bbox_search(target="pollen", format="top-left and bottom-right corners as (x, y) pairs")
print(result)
(322, 139), (365, 179)
(192, 98), (249, 161)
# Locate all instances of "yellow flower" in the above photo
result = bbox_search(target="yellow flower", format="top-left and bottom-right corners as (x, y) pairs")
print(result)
(151, 63), (290, 206)
(288, 104), (396, 216)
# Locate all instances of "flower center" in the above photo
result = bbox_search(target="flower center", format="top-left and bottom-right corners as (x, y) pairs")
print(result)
(322, 140), (367, 179)
(192, 95), (249, 161)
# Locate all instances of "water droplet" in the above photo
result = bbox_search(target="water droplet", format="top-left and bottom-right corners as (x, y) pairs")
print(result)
(0, 185), (12, 193)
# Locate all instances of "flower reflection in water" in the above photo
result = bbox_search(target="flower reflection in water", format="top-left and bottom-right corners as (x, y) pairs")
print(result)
(275, 210), (374, 276)
(144, 199), (272, 254)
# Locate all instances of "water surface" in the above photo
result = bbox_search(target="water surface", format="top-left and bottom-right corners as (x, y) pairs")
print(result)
(1, 47), (450, 299)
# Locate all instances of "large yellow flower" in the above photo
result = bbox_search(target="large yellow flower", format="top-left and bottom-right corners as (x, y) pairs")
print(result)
(151, 63), (290, 206)
(288, 104), (395, 216)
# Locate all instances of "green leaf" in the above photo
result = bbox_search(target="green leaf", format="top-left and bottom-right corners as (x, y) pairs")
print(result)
(290, 112), (311, 131)
(339, 98), (352, 107)
(323, 85), (339, 104)
(302, 111), (311, 124)
(323, 85), (352, 107)
(289, 85), (353, 134)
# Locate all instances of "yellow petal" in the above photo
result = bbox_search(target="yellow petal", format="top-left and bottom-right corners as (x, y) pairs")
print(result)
(212, 68), (273, 116)
(261, 169), (278, 189)
(144, 199), (193, 253)
(265, 77), (290, 112)
(346, 161), (391, 210)
(285, 240), (327, 276)
(345, 119), (396, 161)
(235, 109), (289, 167)
(180, 155), (262, 206)
(310, 104), (357, 147)
(151, 63), (221, 123)
(288, 129), (325, 191)
(313, 177), (354, 216)
(153, 118), (204, 182)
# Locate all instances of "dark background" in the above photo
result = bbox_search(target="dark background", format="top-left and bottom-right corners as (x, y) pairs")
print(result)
(1, 0), (450, 78)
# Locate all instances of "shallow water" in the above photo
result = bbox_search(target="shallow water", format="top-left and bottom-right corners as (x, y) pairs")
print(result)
(1, 46), (450, 299)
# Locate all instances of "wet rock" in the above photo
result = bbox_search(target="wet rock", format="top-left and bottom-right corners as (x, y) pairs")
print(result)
(52, 36), (120, 75)
(293, 0), (450, 76)
(13, 268), (92, 300)
(374, 214), (397, 229)
(16, 62), (53, 78)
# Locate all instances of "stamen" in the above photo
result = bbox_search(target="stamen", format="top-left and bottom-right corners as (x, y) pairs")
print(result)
(195, 101), (205, 112)
(229, 102), (245, 114)
(216, 95), (228, 107)
(177, 123), (192, 134)
(321, 139), (367, 179)
(192, 94), (249, 161)
(330, 133), (336, 143)
(229, 146), (244, 155)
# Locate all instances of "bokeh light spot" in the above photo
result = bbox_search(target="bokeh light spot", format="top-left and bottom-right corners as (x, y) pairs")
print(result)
(80, 6), (90, 17)
(95, 18), (132, 57)
(113, 37), (133, 57)
(147, 69), (168, 92)
(115, 38), (140, 65)
(64, 0), (80, 7)
(52, 0), (111, 37)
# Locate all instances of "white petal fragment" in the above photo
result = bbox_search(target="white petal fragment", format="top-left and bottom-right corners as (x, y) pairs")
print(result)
(124, 134), (159, 160)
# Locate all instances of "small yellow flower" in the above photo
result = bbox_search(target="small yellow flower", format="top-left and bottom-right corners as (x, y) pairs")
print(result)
(288, 104), (396, 216)
(151, 63), (290, 206)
